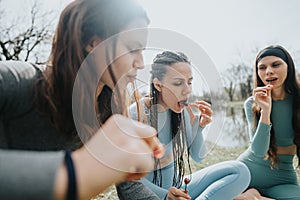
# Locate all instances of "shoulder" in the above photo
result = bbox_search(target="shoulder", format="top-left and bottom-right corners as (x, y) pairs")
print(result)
(244, 96), (254, 109)
(0, 61), (43, 116)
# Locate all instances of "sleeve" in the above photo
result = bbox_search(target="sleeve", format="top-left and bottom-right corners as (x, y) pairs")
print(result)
(244, 97), (271, 157)
(183, 110), (206, 162)
(129, 102), (138, 121)
(0, 149), (64, 200)
(140, 178), (168, 199)
(0, 61), (40, 117)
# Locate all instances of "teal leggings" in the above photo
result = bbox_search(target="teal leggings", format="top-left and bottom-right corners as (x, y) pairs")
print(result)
(238, 149), (300, 200)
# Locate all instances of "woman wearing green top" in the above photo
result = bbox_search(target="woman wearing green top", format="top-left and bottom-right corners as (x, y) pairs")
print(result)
(237, 45), (300, 200)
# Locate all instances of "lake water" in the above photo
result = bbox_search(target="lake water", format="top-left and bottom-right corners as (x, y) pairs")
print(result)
(203, 104), (249, 148)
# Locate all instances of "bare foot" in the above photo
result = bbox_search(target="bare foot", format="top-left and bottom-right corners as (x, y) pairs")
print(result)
(233, 188), (275, 200)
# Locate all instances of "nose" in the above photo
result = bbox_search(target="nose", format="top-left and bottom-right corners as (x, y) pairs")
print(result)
(266, 66), (273, 75)
(133, 51), (144, 70)
(182, 83), (192, 95)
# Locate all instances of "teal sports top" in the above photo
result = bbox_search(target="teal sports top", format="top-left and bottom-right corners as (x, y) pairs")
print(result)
(244, 95), (294, 156)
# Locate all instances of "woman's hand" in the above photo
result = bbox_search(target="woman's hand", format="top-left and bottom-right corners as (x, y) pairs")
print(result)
(187, 100), (213, 128)
(253, 85), (273, 114)
(62, 115), (165, 200)
(167, 187), (191, 200)
(253, 85), (273, 125)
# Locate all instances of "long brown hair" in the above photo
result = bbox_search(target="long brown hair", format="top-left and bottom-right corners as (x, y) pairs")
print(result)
(149, 51), (192, 187)
(35, 0), (149, 138)
(252, 45), (300, 167)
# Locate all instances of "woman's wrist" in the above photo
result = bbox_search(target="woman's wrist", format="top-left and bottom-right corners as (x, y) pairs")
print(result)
(72, 145), (125, 200)
(260, 109), (271, 125)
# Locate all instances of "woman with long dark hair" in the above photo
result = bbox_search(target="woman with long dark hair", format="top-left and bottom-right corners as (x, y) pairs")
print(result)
(0, 0), (165, 199)
(130, 51), (251, 200)
(237, 45), (300, 199)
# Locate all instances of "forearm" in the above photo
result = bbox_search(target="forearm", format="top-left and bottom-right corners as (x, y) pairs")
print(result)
(189, 116), (206, 162)
(0, 150), (64, 200)
(68, 146), (126, 200)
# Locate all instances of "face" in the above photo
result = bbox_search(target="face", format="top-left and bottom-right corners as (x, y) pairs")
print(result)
(257, 56), (288, 90)
(100, 18), (148, 90)
(156, 62), (193, 113)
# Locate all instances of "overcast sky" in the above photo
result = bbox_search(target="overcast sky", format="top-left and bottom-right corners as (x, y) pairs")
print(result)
(2, 0), (300, 72)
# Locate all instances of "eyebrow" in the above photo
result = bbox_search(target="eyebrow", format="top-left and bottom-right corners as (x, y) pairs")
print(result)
(258, 58), (284, 66)
(172, 77), (193, 81)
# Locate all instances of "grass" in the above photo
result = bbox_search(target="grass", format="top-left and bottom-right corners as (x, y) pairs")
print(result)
(93, 144), (300, 200)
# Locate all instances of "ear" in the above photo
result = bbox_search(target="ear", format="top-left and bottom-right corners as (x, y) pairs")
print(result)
(85, 36), (102, 53)
(153, 78), (162, 92)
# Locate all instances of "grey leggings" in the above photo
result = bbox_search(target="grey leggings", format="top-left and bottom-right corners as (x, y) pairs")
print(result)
(116, 181), (160, 200)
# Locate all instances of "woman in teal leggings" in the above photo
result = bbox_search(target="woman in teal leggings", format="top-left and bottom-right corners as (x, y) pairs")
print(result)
(237, 45), (300, 200)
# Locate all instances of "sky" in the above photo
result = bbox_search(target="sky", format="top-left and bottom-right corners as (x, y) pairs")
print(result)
(2, 0), (300, 72)
(2, 0), (300, 96)
(139, 0), (300, 71)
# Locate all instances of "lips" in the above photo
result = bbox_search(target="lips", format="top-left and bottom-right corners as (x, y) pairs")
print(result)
(178, 99), (189, 106)
(127, 74), (137, 82)
(266, 77), (278, 84)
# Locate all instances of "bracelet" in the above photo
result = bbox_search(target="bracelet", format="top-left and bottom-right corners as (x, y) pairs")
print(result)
(65, 151), (78, 200)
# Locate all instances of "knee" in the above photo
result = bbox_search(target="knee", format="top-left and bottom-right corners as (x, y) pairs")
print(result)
(233, 161), (251, 185)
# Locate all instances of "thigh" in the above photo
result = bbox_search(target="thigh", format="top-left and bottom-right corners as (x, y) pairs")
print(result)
(261, 184), (300, 200)
(116, 181), (160, 200)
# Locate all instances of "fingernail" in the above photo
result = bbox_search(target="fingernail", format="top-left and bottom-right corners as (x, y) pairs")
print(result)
(153, 144), (165, 158)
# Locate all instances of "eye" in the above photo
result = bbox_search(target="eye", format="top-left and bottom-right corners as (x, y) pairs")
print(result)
(173, 82), (183, 86)
(272, 62), (280, 67)
(188, 81), (192, 85)
(258, 65), (266, 70)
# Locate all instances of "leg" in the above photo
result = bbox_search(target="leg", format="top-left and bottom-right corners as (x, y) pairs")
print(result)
(183, 160), (250, 200)
(261, 184), (300, 200)
(116, 181), (160, 200)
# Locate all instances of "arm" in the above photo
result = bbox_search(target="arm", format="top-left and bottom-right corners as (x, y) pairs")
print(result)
(184, 110), (206, 162)
(1, 115), (165, 200)
(0, 61), (40, 116)
(244, 97), (272, 157)
(184, 100), (213, 163)
(0, 150), (64, 200)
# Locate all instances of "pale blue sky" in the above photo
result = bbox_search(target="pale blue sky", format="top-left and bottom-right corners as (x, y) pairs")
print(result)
(3, 0), (300, 72)
(139, 0), (300, 71)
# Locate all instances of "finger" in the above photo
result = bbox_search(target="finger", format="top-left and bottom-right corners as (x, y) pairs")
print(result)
(194, 100), (211, 107)
(254, 91), (267, 98)
(186, 105), (196, 125)
(110, 115), (165, 158)
(129, 118), (165, 158)
(176, 189), (191, 199)
(200, 115), (212, 127)
(198, 104), (213, 116)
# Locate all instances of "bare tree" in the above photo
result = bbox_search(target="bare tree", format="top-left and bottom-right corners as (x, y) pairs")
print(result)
(0, 1), (55, 63)
(222, 63), (252, 101)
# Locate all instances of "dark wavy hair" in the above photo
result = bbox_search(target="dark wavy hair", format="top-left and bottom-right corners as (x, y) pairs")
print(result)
(149, 51), (192, 187)
(252, 45), (300, 167)
(35, 0), (149, 138)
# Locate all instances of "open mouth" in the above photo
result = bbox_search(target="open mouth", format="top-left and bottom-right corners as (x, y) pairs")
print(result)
(178, 99), (189, 107)
(266, 77), (278, 83)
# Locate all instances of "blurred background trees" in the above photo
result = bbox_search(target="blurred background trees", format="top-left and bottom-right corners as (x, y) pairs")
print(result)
(0, 0), (56, 63)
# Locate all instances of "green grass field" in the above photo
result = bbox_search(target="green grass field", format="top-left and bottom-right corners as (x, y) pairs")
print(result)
(94, 144), (300, 200)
